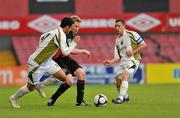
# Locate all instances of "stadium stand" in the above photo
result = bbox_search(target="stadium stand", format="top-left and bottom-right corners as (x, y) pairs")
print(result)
(141, 34), (180, 63)
(12, 35), (115, 65)
(0, 0), (179, 65)
(12, 33), (180, 65)
(12, 37), (38, 65)
(0, 51), (16, 66)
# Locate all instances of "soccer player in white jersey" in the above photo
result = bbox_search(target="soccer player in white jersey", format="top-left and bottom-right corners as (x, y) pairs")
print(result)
(36, 15), (91, 106)
(9, 17), (80, 108)
(103, 19), (146, 104)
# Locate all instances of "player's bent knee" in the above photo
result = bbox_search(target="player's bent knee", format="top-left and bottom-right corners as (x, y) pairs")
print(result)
(65, 74), (73, 86)
(54, 70), (66, 81)
(121, 71), (129, 81)
(27, 83), (35, 91)
(65, 79), (73, 86)
(75, 68), (85, 80)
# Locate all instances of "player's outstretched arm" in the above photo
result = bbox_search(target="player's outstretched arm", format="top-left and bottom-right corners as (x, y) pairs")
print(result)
(103, 58), (120, 66)
(71, 48), (91, 57)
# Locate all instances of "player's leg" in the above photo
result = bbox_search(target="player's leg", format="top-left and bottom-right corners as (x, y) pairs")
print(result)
(113, 63), (138, 104)
(9, 80), (38, 107)
(115, 76), (122, 92)
(112, 71), (129, 104)
(66, 58), (89, 106)
(47, 72), (73, 106)
(74, 68), (89, 106)
(36, 57), (68, 88)
(47, 59), (75, 106)
(44, 56), (67, 87)
(113, 75), (130, 103)
(41, 76), (58, 86)
(35, 75), (59, 98)
(9, 63), (41, 108)
(119, 71), (129, 101)
(35, 60), (68, 98)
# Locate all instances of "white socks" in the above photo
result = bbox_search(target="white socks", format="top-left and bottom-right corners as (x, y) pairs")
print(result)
(119, 81), (129, 100)
(13, 85), (30, 99)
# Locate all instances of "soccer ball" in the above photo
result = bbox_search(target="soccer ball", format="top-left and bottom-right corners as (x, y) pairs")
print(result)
(94, 94), (108, 107)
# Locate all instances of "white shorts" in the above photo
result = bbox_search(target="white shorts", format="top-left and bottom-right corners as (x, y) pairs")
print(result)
(115, 60), (140, 80)
(27, 59), (61, 85)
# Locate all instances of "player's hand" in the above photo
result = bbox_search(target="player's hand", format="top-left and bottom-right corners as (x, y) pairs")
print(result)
(73, 36), (80, 44)
(126, 50), (134, 57)
(83, 50), (91, 58)
(103, 60), (112, 66)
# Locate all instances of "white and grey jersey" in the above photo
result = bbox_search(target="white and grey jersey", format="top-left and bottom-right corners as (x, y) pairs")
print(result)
(28, 27), (77, 66)
(114, 30), (144, 61)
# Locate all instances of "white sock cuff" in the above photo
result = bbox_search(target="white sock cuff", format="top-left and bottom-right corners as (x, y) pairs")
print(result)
(13, 85), (30, 99)
(122, 81), (128, 88)
(119, 81), (129, 99)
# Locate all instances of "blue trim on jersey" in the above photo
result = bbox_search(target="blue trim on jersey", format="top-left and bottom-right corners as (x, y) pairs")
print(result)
(137, 37), (142, 42)
(137, 39), (144, 44)
(137, 37), (143, 44)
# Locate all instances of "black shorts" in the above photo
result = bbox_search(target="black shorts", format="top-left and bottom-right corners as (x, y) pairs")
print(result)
(53, 56), (82, 76)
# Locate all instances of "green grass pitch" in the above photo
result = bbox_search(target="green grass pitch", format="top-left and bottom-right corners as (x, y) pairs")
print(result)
(0, 84), (180, 118)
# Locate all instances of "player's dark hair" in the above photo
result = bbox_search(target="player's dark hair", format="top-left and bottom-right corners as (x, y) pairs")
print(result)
(115, 19), (126, 26)
(60, 17), (74, 28)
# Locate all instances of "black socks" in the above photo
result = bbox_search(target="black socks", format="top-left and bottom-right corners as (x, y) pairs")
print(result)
(51, 83), (70, 101)
(76, 80), (85, 104)
(50, 80), (85, 104)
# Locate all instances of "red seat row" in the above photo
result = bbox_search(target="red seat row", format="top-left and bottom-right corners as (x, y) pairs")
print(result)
(12, 34), (180, 65)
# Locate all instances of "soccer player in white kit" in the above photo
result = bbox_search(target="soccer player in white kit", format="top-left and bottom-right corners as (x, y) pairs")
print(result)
(9, 17), (79, 108)
(103, 19), (146, 104)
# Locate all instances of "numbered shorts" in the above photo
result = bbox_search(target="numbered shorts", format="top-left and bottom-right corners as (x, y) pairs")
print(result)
(115, 60), (140, 80)
(27, 60), (61, 85)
